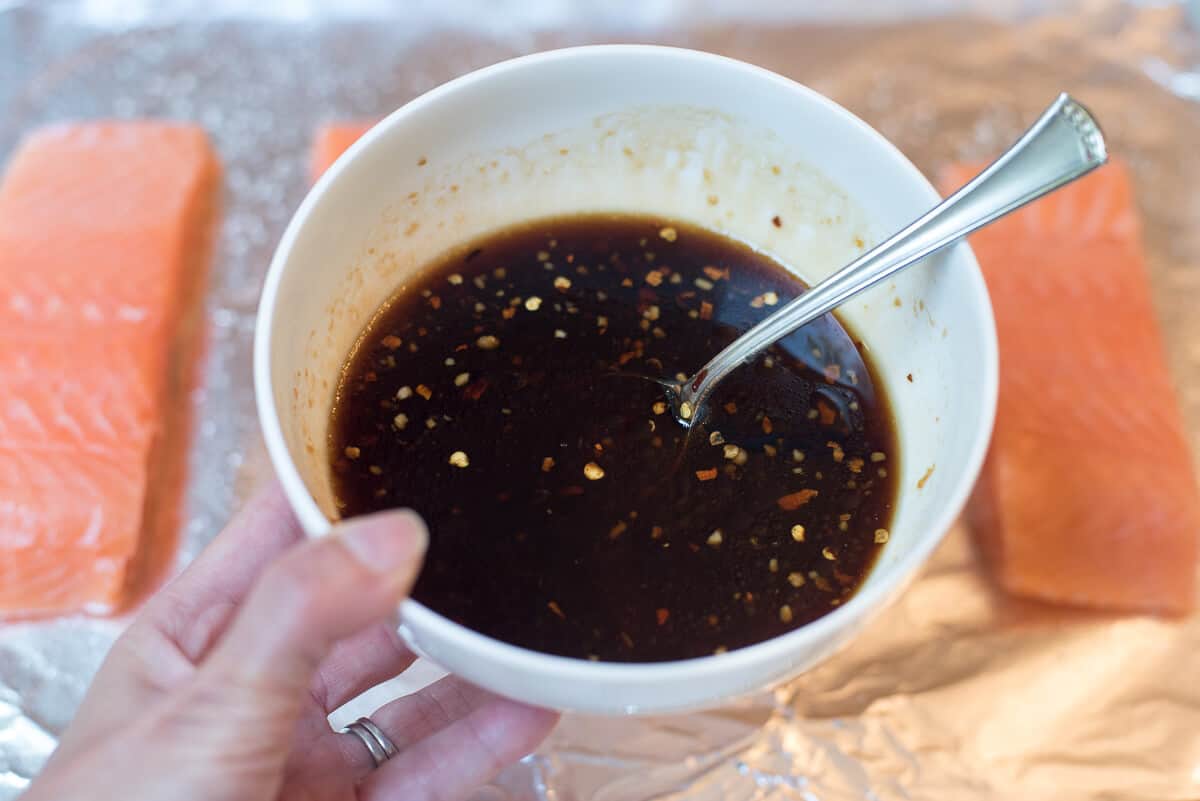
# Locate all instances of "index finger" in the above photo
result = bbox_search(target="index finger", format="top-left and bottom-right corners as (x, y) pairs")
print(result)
(138, 480), (307, 660)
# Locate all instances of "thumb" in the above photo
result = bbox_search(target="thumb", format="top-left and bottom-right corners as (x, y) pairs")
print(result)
(204, 509), (428, 693)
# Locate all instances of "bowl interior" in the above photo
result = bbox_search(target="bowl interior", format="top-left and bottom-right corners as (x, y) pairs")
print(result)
(257, 47), (995, 680)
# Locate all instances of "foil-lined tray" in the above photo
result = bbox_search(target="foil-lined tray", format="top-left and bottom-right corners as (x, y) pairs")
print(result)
(2, 2), (1199, 798)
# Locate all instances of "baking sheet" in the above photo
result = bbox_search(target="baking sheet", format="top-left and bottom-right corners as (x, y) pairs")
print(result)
(2, 1), (1199, 798)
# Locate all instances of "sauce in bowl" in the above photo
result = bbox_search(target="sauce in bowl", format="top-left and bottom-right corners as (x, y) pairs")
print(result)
(330, 215), (897, 662)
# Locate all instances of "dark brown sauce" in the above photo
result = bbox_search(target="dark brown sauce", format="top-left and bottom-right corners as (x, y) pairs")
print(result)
(330, 215), (898, 662)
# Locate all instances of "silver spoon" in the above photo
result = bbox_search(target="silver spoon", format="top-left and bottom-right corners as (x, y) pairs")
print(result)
(672, 93), (1107, 424)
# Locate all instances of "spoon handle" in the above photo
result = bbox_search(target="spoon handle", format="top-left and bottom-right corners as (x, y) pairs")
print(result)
(681, 93), (1107, 410)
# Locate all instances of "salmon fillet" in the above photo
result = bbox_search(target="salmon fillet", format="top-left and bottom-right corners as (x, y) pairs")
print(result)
(941, 160), (1200, 614)
(310, 122), (374, 182)
(0, 122), (220, 618)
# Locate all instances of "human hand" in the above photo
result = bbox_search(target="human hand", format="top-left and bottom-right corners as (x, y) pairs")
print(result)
(25, 483), (558, 801)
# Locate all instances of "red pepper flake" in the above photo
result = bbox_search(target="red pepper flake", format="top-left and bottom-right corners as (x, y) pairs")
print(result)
(656, 608), (670, 626)
(621, 277), (633, 287)
(617, 350), (639, 366)
(645, 269), (664, 286)
(650, 525), (664, 539)
(429, 296), (442, 309)
(817, 399), (836, 425)
(547, 600), (566, 619)
(695, 468), (719, 481)
(906, 373), (914, 383)
(381, 334), (402, 349)
(772, 215), (782, 228)
(463, 378), (489, 400)
(702, 265), (729, 281)
(415, 384), (433, 400)
(917, 464), (935, 489)
(609, 520), (628, 538)
(762, 416), (773, 434)
(454, 343), (469, 352)
(502, 307), (516, 319)
(723, 401), (738, 414)
(699, 301), (713, 320)
(777, 489), (819, 510)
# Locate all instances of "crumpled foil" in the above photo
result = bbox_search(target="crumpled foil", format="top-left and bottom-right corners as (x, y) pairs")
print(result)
(3, 1), (1200, 799)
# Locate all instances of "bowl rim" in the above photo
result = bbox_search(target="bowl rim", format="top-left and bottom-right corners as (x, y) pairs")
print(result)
(254, 43), (998, 683)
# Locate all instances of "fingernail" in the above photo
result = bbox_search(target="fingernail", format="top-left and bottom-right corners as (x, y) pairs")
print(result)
(337, 510), (428, 576)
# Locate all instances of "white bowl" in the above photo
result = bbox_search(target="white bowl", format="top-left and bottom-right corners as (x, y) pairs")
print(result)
(254, 45), (997, 715)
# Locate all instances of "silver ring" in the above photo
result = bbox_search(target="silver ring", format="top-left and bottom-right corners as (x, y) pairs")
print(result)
(342, 716), (399, 768)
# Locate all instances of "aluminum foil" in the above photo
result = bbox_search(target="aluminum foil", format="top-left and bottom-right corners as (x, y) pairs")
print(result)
(3, 1), (1200, 798)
